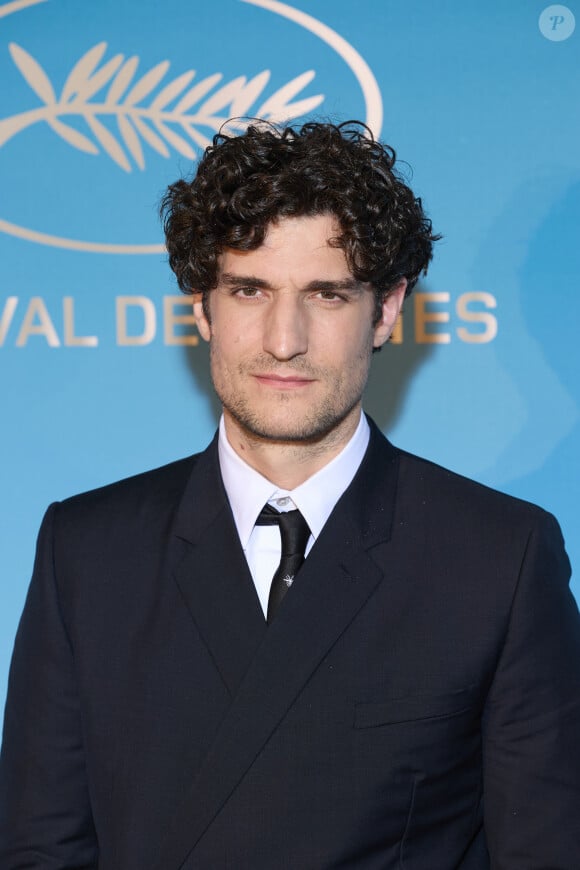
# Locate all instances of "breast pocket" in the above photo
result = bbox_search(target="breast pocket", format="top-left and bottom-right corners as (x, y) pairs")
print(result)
(351, 686), (482, 850)
(354, 686), (475, 729)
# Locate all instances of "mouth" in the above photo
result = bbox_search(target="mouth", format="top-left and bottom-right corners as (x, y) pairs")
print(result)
(253, 373), (315, 389)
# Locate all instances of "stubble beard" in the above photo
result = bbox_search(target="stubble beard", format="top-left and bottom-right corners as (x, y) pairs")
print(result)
(212, 351), (372, 447)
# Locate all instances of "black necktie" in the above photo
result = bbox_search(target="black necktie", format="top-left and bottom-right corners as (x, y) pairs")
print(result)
(255, 504), (311, 623)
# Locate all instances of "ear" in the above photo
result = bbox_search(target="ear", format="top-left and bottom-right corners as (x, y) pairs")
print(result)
(192, 293), (211, 342)
(373, 278), (407, 349)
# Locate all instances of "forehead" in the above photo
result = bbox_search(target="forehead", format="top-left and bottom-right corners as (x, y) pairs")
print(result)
(218, 214), (353, 284)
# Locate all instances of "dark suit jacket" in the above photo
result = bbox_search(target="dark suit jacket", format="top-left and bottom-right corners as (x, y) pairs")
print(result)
(1, 421), (580, 869)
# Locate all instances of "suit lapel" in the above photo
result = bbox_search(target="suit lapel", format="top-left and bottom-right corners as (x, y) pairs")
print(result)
(156, 423), (400, 870)
(172, 434), (267, 697)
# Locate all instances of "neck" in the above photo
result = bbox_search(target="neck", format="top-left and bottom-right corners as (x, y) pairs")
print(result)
(223, 408), (362, 489)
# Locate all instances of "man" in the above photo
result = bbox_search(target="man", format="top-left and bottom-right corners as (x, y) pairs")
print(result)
(1, 121), (579, 869)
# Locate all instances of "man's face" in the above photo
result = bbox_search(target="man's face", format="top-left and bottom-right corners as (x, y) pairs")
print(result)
(193, 214), (405, 447)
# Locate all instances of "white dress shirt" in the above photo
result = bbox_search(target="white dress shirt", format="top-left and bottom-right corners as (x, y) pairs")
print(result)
(218, 413), (370, 617)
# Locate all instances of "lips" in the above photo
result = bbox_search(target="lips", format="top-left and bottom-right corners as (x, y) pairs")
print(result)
(253, 373), (314, 388)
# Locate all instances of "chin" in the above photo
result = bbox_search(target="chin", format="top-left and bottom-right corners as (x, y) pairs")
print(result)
(228, 404), (357, 445)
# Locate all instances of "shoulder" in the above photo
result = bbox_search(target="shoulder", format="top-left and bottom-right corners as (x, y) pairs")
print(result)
(366, 424), (562, 553)
(393, 448), (568, 578)
(367, 420), (548, 526)
(382, 442), (572, 615)
(36, 451), (218, 603)
(397, 447), (546, 524)
(51, 452), (203, 539)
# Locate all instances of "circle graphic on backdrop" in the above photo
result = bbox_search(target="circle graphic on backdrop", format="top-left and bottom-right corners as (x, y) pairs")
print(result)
(538, 5), (576, 40)
(0, 0), (382, 254)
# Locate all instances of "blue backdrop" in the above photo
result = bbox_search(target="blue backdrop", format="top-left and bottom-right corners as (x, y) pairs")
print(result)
(1, 0), (579, 715)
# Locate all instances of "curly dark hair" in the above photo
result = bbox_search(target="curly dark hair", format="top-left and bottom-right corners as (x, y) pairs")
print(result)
(161, 120), (439, 317)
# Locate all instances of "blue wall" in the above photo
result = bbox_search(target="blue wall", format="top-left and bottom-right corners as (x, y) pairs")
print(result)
(1, 0), (579, 712)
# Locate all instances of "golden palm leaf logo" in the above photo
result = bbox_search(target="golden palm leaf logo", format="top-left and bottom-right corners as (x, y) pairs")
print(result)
(0, 42), (324, 171)
(0, 0), (382, 251)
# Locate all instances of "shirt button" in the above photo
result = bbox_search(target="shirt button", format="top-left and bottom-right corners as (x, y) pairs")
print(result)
(276, 496), (290, 507)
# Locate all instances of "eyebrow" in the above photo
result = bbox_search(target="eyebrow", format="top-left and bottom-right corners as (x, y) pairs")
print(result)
(219, 273), (364, 294)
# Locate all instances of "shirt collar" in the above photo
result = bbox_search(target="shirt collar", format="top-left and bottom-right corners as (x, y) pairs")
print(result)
(218, 413), (370, 549)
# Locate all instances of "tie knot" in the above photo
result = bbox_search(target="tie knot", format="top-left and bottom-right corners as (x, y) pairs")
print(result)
(256, 504), (311, 557)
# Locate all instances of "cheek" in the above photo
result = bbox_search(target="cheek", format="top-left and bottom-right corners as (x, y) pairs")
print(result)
(332, 327), (375, 369)
(316, 309), (375, 349)
(209, 331), (247, 374)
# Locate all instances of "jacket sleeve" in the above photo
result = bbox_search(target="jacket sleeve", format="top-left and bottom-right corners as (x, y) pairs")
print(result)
(482, 510), (580, 868)
(0, 503), (98, 869)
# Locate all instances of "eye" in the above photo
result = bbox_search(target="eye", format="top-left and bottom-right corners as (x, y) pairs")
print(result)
(315, 289), (345, 302)
(235, 286), (263, 298)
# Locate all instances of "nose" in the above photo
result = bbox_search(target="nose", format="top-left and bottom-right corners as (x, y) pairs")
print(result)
(262, 293), (308, 360)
